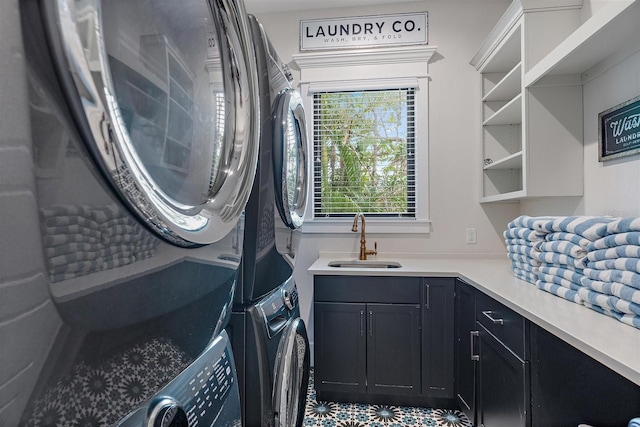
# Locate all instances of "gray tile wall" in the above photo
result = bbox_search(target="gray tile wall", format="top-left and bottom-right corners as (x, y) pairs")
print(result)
(0, 1), (63, 424)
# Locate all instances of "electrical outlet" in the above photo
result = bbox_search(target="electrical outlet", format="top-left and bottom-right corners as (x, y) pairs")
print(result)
(466, 228), (477, 244)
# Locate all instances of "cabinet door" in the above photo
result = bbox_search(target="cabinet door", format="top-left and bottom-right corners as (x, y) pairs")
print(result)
(477, 323), (530, 427)
(314, 302), (367, 394)
(367, 303), (421, 396)
(455, 279), (477, 422)
(422, 278), (455, 398)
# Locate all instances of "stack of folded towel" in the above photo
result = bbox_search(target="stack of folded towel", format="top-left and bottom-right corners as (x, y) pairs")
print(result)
(41, 204), (159, 282)
(505, 215), (640, 329)
(533, 216), (613, 304)
(580, 217), (640, 328)
(504, 215), (548, 284)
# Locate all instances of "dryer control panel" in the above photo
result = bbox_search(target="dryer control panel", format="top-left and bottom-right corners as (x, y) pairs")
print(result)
(118, 331), (241, 427)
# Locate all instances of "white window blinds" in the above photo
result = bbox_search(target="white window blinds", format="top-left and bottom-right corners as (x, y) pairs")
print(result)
(313, 88), (416, 218)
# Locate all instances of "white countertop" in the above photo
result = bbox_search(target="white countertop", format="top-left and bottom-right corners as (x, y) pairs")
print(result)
(308, 255), (640, 386)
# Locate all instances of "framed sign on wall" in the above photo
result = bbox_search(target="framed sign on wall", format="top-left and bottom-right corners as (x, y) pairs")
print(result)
(300, 12), (428, 51)
(598, 95), (640, 162)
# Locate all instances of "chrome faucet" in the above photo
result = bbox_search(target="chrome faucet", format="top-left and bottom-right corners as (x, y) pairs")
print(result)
(352, 213), (377, 260)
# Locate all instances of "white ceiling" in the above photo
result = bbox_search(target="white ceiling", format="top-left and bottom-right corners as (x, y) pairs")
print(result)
(243, 0), (399, 14)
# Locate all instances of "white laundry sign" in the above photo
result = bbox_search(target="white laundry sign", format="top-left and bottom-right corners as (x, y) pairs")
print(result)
(300, 12), (428, 51)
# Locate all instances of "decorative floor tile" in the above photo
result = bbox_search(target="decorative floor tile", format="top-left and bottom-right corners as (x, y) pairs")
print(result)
(304, 370), (473, 427)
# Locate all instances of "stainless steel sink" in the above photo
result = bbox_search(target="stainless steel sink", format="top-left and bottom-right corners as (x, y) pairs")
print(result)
(328, 260), (402, 269)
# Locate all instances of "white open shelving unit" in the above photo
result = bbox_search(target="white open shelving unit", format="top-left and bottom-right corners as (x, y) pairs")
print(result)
(471, 0), (639, 203)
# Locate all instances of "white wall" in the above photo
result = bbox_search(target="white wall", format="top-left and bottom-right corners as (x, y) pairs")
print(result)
(524, 50), (640, 217)
(582, 51), (640, 217)
(253, 0), (518, 353)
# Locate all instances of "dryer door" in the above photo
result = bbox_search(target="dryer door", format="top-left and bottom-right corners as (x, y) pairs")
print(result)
(272, 317), (310, 427)
(272, 88), (308, 229)
(42, 0), (259, 247)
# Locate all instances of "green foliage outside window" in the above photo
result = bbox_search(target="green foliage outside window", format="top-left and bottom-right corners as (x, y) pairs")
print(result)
(313, 88), (415, 217)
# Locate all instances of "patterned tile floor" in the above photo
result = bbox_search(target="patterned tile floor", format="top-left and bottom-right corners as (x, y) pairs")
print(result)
(304, 370), (473, 427)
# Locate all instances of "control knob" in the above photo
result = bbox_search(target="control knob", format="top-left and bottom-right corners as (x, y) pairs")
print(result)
(282, 288), (294, 311)
(148, 398), (189, 427)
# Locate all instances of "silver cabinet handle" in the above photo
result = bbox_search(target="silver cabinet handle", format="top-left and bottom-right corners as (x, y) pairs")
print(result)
(425, 284), (430, 309)
(482, 310), (504, 325)
(470, 330), (479, 361)
(369, 311), (373, 336)
(360, 310), (365, 336)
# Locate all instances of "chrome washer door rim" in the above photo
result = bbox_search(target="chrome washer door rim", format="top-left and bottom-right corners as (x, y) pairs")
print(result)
(272, 88), (307, 230)
(49, 0), (259, 247)
(272, 317), (310, 427)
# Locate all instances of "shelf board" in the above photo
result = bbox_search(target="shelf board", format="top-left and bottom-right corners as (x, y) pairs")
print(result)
(483, 93), (522, 126)
(525, 0), (640, 86)
(480, 190), (525, 204)
(484, 151), (523, 170)
(483, 62), (522, 102)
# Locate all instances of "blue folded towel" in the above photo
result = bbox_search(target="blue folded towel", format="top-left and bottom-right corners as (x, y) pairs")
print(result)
(546, 231), (592, 249)
(507, 244), (541, 258)
(535, 216), (614, 241)
(538, 265), (585, 283)
(588, 232), (640, 251)
(511, 261), (538, 273)
(512, 267), (538, 285)
(507, 215), (556, 230)
(581, 277), (640, 305)
(582, 302), (640, 329)
(628, 417), (640, 427)
(507, 252), (541, 266)
(536, 240), (587, 259)
(606, 217), (640, 235)
(538, 273), (582, 290)
(587, 258), (640, 274)
(577, 287), (640, 316)
(583, 268), (640, 289)
(587, 245), (640, 262)
(537, 252), (588, 269)
(505, 238), (536, 246)
(503, 227), (546, 241)
(536, 280), (583, 304)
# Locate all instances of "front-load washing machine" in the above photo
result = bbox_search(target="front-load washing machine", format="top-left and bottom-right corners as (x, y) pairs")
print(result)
(2, 0), (260, 425)
(228, 15), (310, 427)
(233, 277), (310, 427)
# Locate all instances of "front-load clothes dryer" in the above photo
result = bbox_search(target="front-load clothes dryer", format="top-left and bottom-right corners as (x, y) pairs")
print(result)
(232, 14), (308, 306)
(6, 0), (260, 425)
(231, 277), (310, 427)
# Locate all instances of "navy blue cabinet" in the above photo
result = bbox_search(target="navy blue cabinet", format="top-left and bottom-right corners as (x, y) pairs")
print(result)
(455, 280), (530, 427)
(314, 302), (367, 395)
(455, 279), (477, 422)
(422, 277), (455, 399)
(313, 275), (454, 406)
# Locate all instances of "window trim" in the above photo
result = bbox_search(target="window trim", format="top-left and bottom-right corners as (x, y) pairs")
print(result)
(292, 45), (437, 234)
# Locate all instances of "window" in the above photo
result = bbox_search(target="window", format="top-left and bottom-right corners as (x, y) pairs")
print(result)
(313, 88), (415, 218)
(293, 45), (436, 233)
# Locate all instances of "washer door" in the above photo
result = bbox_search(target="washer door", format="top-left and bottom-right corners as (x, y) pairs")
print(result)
(272, 317), (310, 427)
(272, 88), (308, 229)
(43, 0), (259, 247)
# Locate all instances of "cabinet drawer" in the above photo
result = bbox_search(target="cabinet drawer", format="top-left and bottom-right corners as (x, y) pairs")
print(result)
(476, 291), (527, 358)
(314, 276), (420, 303)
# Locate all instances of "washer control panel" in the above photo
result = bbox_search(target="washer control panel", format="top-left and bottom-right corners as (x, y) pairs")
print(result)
(257, 276), (299, 338)
(118, 332), (241, 427)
